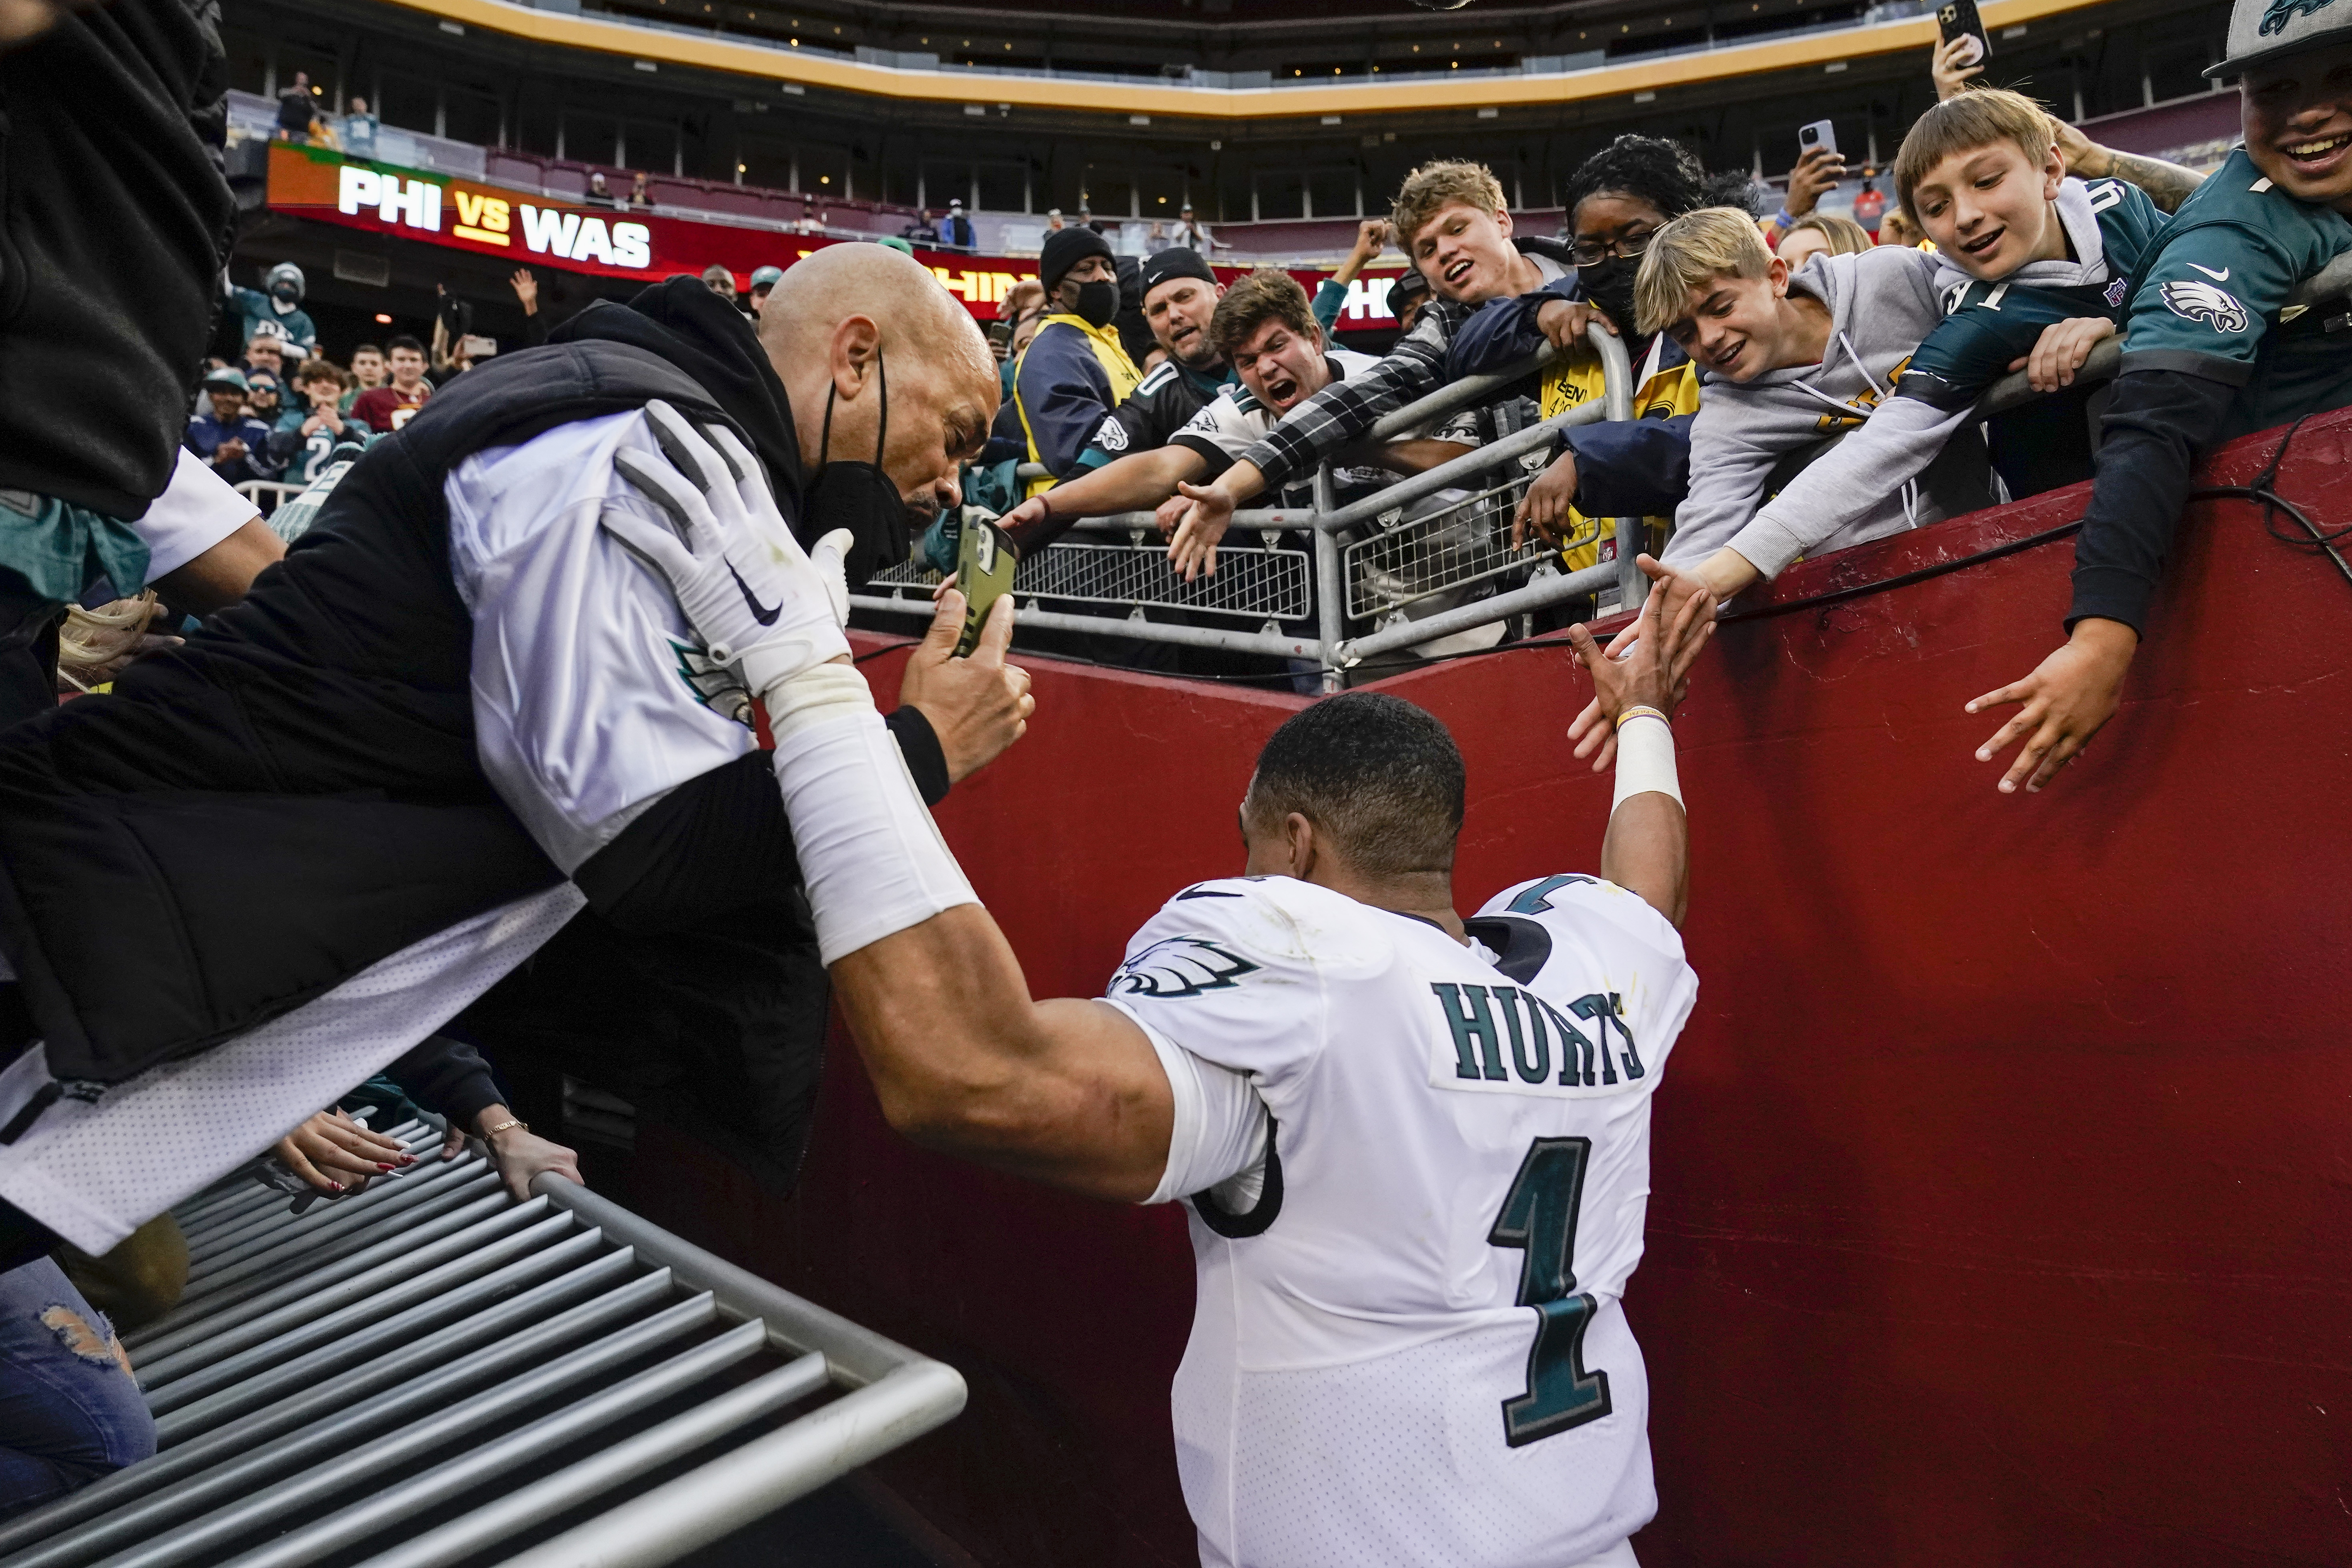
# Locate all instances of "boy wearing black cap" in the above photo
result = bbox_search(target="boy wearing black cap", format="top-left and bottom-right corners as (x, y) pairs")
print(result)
(1015, 225), (1143, 497)
(1969, 0), (2352, 796)
(1074, 249), (1237, 472)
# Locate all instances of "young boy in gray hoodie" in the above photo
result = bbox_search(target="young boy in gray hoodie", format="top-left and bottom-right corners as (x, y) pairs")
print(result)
(1652, 91), (2178, 607)
(1642, 213), (1996, 595)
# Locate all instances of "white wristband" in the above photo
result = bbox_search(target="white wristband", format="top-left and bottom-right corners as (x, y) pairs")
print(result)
(1611, 711), (1682, 811)
(766, 664), (978, 965)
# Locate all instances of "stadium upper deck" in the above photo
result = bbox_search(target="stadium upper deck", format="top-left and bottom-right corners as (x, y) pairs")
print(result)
(239, 0), (2229, 226)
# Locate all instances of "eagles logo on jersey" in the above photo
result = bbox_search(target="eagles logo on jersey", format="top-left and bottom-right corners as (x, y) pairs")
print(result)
(2161, 279), (2251, 333)
(1113, 935), (1260, 999)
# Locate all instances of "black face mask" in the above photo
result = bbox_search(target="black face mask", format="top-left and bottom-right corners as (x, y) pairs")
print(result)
(807, 349), (918, 587)
(270, 282), (300, 306)
(1577, 256), (1641, 340)
(1070, 279), (1119, 329)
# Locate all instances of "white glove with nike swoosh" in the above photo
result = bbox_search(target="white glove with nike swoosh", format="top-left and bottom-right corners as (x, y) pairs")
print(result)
(603, 400), (850, 701)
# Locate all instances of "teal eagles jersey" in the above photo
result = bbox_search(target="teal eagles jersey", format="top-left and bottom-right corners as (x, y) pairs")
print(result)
(2118, 148), (2352, 442)
(1896, 178), (2168, 411)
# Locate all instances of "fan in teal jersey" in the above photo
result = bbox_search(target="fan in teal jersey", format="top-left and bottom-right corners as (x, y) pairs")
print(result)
(1969, 0), (2352, 796)
(1639, 88), (2195, 624)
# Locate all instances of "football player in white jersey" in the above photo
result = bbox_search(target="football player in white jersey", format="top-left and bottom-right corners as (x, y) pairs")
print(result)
(602, 417), (1714, 1567)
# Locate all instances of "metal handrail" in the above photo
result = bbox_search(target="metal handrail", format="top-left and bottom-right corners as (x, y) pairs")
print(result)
(1973, 252), (2352, 416)
(0, 1124), (964, 1568)
(899, 319), (1643, 678)
(1367, 342), (1559, 445)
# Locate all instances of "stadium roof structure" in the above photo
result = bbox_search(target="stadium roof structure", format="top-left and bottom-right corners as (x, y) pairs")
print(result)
(382, 0), (2139, 121)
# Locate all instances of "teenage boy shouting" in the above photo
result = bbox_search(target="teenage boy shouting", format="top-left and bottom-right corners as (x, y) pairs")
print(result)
(1970, 0), (2352, 793)
(998, 269), (1389, 556)
(1652, 91), (2172, 612)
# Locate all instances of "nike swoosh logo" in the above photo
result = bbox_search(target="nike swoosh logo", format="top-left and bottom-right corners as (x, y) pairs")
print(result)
(727, 560), (781, 625)
(2186, 263), (2230, 282)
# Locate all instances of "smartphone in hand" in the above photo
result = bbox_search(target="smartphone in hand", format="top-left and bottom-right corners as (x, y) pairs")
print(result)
(953, 514), (1018, 658)
(1798, 119), (1839, 160)
(1936, 0), (1989, 63)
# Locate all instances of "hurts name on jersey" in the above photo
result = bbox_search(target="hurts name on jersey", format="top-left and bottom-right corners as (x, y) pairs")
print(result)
(1429, 981), (1647, 1097)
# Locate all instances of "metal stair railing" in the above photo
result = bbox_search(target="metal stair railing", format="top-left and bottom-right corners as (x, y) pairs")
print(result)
(0, 1120), (964, 1568)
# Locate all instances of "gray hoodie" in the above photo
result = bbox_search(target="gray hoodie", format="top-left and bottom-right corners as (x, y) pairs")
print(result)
(1661, 244), (1997, 576)
(1706, 180), (2126, 580)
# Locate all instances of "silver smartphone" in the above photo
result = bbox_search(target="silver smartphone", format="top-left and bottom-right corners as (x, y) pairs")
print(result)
(1798, 119), (1838, 159)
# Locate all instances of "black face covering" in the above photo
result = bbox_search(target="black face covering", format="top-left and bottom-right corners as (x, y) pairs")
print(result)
(1577, 256), (1641, 340)
(806, 350), (919, 587)
(1070, 279), (1120, 329)
(270, 282), (301, 306)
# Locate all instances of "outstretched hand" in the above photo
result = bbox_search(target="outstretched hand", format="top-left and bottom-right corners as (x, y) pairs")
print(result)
(902, 589), (1033, 782)
(1564, 554), (1715, 726)
(1512, 450), (1580, 549)
(1965, 617), (2136, 793)
(1167, 480), (1235, 580)
(1566, 557), (1716, 770)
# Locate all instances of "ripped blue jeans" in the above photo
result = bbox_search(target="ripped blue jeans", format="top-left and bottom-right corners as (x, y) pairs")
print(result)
(0, 1258), (155, 1518)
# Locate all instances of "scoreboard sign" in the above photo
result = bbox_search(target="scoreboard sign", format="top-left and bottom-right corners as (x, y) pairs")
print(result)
(266, 143), (1411, 327)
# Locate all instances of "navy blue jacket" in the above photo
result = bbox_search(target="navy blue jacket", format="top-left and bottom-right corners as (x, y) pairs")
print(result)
(1450, 276), (1693, 522)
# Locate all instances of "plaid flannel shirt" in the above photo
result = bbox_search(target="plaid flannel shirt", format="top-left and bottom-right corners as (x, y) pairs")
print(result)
(1236, 296), (1477, 491)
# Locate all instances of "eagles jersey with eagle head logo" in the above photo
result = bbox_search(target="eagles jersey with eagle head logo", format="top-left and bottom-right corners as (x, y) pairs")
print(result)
(2115, 147), (2352, 442)
(1103, 871), (1699, 1568)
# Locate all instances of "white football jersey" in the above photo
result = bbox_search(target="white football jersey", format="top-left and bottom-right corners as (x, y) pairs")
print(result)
(1104, 872), (1698, 1568)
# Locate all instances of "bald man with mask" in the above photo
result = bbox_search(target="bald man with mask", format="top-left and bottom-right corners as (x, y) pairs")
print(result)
(0, 252), (1029, 1265)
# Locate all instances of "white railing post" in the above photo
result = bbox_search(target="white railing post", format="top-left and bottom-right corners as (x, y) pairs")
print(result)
(1312, 463), (1344, 693)
(1585, 323), (1646, 617)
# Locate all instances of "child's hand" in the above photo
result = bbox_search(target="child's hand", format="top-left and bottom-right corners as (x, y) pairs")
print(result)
(2010, 317), (2117, 393)
(1931, 33), (1985, 99)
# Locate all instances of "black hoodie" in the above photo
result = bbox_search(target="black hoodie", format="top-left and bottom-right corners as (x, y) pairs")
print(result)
(0, 283), (927, 1187)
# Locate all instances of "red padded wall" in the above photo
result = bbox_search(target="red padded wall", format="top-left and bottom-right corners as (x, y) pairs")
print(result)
(637, 410), (2352, 1567)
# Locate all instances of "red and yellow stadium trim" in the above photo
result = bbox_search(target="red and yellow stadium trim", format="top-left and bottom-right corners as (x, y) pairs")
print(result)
(384, 0), (2114, 121)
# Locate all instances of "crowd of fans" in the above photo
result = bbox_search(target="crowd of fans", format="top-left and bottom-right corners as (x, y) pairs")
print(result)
(982, 25), (2326, 796)
(1, 0), (2347, 1532)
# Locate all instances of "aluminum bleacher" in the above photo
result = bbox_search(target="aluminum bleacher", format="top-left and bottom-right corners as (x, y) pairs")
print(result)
(0, 1117), (962, 1568)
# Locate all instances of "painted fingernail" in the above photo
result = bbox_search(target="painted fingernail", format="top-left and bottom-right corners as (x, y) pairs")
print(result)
(1997, 780), (2015, 794)
(377, 1163), (397, 1172)
(1975, 748), (1991, 760)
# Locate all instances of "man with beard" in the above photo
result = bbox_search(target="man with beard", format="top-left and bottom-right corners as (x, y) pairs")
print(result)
(0, 250), (1031, 1265)
(1000, 268), (1391, 554)
(1069, 249), (1236, 474)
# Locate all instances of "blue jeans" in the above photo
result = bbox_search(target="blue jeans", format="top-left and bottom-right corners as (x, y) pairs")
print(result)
(0, 1258), (155, 1518)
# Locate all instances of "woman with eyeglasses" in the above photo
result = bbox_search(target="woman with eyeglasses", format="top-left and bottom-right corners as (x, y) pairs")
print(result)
(1449, 135), (1765, 566)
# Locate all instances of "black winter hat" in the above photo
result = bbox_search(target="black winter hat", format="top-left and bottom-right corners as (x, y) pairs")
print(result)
(1140, 248), (1218, 297)
(1040, 225), (1115, 292)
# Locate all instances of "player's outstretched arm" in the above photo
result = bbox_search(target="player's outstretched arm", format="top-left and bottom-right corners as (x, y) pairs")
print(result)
(831, 909), (1173, 1202)
(1564, 556), (1714, 928)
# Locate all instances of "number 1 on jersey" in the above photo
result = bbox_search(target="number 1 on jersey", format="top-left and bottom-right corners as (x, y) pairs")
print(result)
(1489, 1137), (1612, 1446)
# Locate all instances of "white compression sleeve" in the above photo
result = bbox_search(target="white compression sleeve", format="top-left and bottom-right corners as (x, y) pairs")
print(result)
(766, 662), (978, 965)
(1130, 1010), (1271, 1206)
(1611, 712), (1682, 812)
